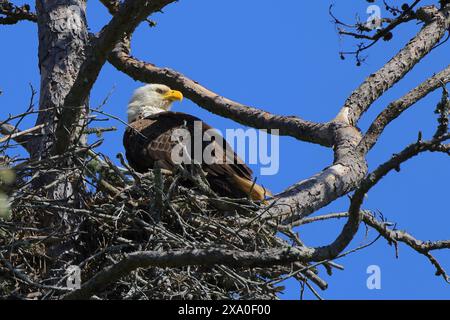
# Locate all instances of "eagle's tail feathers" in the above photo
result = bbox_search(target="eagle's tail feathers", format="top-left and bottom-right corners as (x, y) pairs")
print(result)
(231, 174), (272, 201)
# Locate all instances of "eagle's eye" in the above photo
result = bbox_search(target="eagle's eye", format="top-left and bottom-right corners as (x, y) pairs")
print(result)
(155, 88), (164, 94)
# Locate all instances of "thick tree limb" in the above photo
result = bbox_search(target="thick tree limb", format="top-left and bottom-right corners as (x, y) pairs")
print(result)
(63, 233), (381, 300)
(282, 130), (369, 261)
(267, 124), (367, 223)
(32, 0), (90, 161)
(108, 37), (335, 146)
(278, 132), (450, 266)
(359, 65), (450, 154)
(100, 0), (120, 14)
(54, 0), (177, 155)
(335, 5), (450, 126)
(63, 247), (313, 299)
(102, 0), (334, 147)
(340, 134), (450, 276)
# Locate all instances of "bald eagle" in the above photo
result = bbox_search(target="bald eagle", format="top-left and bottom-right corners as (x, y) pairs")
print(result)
(123, 84), (270, 201)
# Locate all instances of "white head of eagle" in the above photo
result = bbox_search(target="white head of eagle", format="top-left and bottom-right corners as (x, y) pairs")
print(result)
(127, 84), (183, 123)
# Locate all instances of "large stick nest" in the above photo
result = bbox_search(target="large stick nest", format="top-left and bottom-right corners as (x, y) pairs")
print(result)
(0, 142), (326, 300)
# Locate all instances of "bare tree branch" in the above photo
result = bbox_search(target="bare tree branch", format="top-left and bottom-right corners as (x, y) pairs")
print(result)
(0, 1), (36, 25)
(100, 0), (120, 14)
(359, 65), (450, 154)
(335, 4), (450, 126)
(268, 125), (366, 223)
(63, 247), (316, 300)
(295, 209), (450, 281)
(332, 1), (427, 65)
(54, 0), (177, 155)
(107, 36), (335, 146)
(338, 133), (450, 275)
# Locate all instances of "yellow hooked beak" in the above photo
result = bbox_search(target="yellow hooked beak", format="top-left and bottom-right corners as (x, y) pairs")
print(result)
(163, 90), (183, 102)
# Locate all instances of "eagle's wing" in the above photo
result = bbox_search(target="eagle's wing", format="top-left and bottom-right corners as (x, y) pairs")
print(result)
(124, 112), (267, 199)
(123, 114), (181, 173)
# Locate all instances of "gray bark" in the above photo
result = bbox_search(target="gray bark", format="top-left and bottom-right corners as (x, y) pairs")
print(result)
(31, 0), (89, 201)
(25, 1), (90, 273)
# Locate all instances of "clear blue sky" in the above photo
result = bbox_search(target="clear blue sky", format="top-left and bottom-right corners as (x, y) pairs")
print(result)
(0, 0), (448, 299)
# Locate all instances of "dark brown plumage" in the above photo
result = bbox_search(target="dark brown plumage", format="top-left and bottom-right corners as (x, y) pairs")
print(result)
(123, 112), (269, 200)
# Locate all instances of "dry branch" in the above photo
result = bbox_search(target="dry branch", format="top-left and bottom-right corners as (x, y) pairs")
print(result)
(359, 65), (450, 154)
(336, 4), (450, 126)
(0, 1), (36, 25)
(107, 36), (334, 147)
(54, 0), (177, 155)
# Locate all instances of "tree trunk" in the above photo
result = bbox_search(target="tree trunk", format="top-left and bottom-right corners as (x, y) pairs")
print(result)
(30, 0), (89, 201)
(28, 1), (90, 275)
